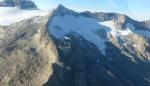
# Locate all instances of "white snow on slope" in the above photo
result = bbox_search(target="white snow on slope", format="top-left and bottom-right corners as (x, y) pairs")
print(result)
(100, 21), (133, 36)
(125, 23), (150, 38)
(49, 15), (107, 54)
(0, 7), (48, 25)
(118, 28), (133, 35)
(100, 21), (117, 37)
(48, 14), (150, 55)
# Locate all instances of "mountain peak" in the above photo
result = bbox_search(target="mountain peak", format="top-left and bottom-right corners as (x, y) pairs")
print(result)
(52, 4), (75, 16)
(0, 0), (38, 9)
(56, 4), (66, 10)
(55, 4), (71, 12)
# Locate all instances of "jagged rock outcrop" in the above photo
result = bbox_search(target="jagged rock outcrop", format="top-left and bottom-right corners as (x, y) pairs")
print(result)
(0, 16), (59, 86)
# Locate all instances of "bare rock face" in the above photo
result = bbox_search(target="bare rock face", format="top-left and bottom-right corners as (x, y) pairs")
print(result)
(0, 16), (59, 86)
(43, 5), (150, 86)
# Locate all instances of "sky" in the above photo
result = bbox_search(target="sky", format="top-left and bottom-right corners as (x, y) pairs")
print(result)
(32, 0), (150, 21)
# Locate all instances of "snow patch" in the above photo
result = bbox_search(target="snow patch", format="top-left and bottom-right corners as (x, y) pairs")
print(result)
(126, 23), (150, 38)
(118, 28), (133, 35)
(49, 15), (107, 55)
(0, 7), (48, 25)
(133, 44), (137, 47)
(64, 36), (71, 40)
(100, 21), (134, 36)
(48, 14), (150, 55)
(100, 20), (117, 37)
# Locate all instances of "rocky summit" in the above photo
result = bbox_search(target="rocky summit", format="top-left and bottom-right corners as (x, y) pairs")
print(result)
(0, 3), (150, 86)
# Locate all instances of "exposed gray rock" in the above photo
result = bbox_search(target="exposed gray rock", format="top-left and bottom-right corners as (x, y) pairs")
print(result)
(0, 16), (59, 86)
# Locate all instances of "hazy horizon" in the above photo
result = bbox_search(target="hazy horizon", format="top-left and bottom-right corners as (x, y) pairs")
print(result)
(33, 0), (150, 21)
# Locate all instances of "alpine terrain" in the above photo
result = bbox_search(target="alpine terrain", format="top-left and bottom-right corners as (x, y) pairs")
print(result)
(0, 0), (150, 86)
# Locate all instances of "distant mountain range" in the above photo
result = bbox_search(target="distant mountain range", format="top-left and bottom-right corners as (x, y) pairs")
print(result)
(0, 0), (37, 9)
(0, 1), (150, 86)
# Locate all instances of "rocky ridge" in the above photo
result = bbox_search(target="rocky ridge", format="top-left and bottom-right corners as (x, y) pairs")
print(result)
(0, 4), (150, 86)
